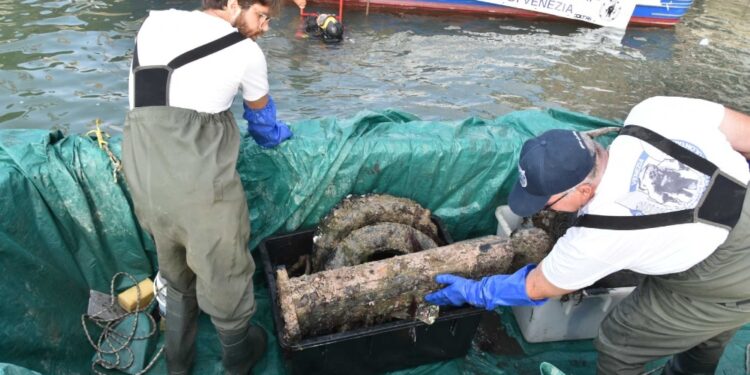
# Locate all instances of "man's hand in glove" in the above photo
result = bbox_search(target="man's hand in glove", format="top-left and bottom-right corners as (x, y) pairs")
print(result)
(424, 264), (547, 310)
(243, 95), (292, 148)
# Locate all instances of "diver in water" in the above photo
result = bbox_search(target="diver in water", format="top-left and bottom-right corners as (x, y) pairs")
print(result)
(305, 13), (343, 43)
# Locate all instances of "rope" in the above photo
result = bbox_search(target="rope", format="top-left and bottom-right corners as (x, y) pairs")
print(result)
(85, 119), (123, 183)
(82, 272), (164, 375)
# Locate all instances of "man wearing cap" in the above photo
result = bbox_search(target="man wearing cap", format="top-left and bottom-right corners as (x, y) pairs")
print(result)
(425, 96), (750, 374)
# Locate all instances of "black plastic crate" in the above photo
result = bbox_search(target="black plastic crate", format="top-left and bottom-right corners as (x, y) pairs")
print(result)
(259, 218), (483, 375)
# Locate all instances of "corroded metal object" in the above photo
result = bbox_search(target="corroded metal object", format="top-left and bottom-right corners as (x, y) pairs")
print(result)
(321, 222), (439, 270)
(312, 194), (441, 271)
(531, 210), (575, 243)
(276, 236), (515, 343)
(276, 195), (562, 343)
(509, 227), (553, 271)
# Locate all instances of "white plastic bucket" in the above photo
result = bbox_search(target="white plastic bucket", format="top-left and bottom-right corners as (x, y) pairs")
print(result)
(154, 271), (167, 317)
(495, 205), (523, 238)
(512, 287), (636, 342)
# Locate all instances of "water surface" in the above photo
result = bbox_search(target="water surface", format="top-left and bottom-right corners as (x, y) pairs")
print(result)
(0, 0), (748, 134)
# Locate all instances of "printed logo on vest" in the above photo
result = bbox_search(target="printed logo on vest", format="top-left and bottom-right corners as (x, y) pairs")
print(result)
(617, 140), (710, 215)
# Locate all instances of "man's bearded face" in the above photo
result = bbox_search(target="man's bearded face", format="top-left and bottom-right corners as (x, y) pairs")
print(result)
(234, 6), (269, 41)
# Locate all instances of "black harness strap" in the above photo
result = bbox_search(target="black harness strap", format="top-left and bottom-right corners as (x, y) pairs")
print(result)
(575, 209), (695, 230)
(617, 125), (716, 176)
(575, 125), (746, 230)
(167, 32), (244, 69)
(132, 32), (244, 70)
(132, 32), (244, 108)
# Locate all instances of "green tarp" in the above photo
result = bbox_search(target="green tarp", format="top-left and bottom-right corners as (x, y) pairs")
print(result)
(0, 108), (747, 374)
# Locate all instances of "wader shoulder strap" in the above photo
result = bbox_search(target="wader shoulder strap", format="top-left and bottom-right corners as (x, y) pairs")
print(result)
(131, 32), (244, 108)
(618, 125), (716, 175)
(132, 32), (244, 71)
(166, 32), (244, 69)
(575, 125), (747, 230)
(575, 209), (695, 230)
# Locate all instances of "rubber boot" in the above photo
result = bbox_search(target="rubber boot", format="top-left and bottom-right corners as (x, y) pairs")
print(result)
(217, 324), (268, 375)
(165, 286), (199, 375)
(662, 356), (718, 375)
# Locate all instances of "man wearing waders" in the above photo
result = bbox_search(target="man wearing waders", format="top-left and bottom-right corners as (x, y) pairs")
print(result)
(426, 96), (750, 374)
(122, 0), (295, 373)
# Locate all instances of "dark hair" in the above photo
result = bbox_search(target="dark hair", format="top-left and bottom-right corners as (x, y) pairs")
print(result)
(202, 0), (272, 10)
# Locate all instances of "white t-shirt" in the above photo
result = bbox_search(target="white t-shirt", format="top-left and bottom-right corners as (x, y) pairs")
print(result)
(542, 96), (750, 290)
(128, 9), (268, 113)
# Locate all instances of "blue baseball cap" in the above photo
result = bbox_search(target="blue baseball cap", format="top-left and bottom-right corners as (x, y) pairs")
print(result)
(508, 129), (595, 217)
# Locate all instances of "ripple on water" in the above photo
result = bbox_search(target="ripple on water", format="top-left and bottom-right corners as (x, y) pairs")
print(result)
(0, 0), (749, 133)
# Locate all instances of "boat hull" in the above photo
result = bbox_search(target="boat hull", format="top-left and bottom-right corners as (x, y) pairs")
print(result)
(311, 0), (693, 27)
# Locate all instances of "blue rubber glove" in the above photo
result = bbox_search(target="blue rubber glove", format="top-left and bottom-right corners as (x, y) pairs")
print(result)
(242, 95), (292, 148)
(424, 264), (547, 310)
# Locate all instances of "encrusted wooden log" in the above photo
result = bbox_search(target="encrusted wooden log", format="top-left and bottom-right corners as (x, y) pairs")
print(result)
(277, 235), (518, 343)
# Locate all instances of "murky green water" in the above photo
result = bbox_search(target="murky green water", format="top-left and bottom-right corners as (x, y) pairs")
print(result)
(0, 0), (748, 134)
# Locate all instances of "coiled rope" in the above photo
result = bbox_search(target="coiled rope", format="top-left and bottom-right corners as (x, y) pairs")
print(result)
(81, 272), (163, 375)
